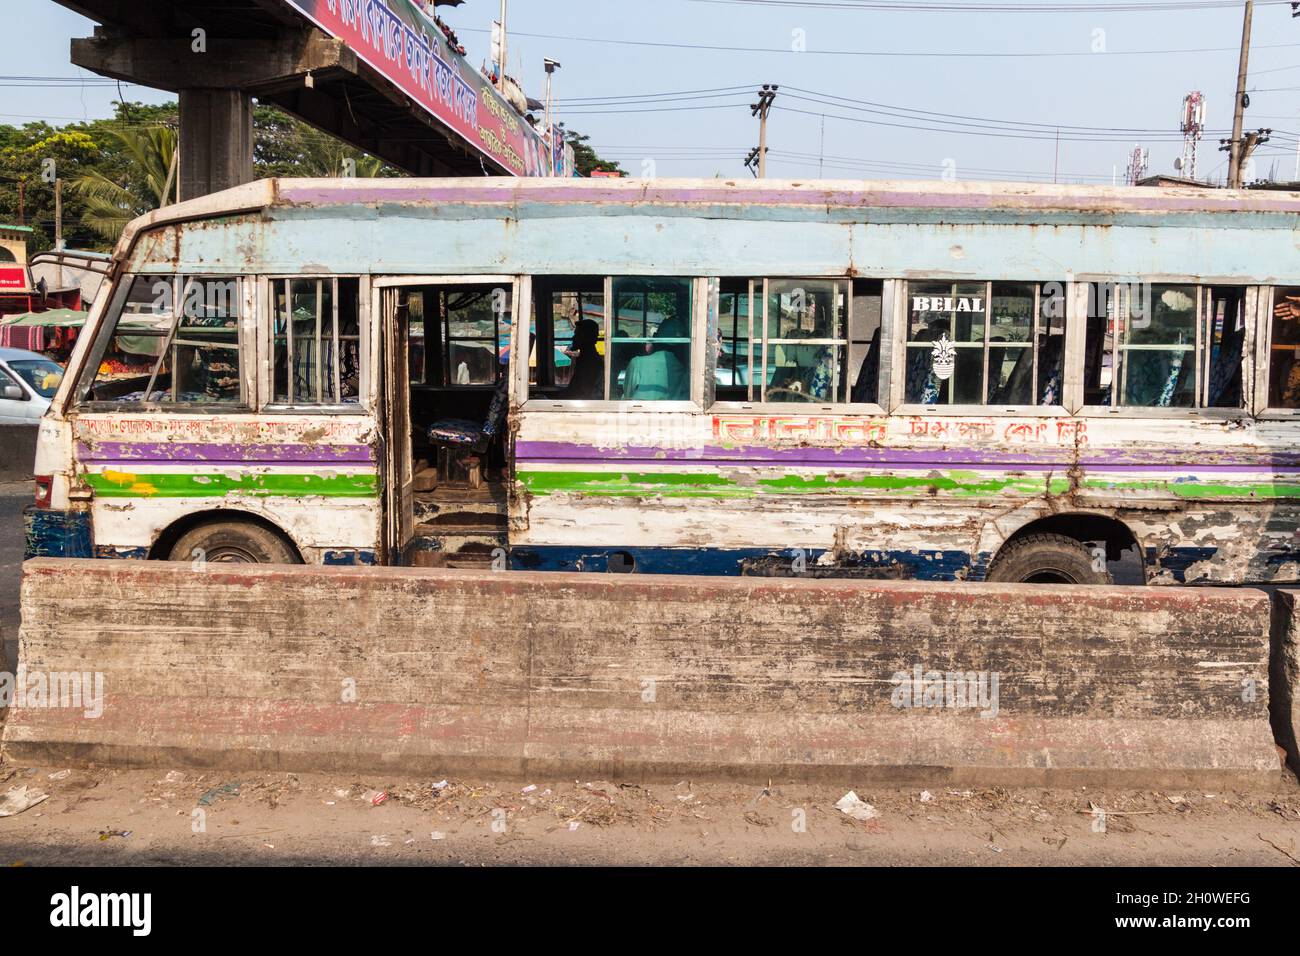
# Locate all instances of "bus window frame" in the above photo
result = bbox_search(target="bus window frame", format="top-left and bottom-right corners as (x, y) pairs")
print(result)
(707, 275), (890, 416)
(1077, 278), (1258, 421)
(519, 275), (707, 413)
(259, 274), (371, 415)
(75, 272), (255, 414)
(892, 277), (1070, 418)
(1252, 285), (1300, 419)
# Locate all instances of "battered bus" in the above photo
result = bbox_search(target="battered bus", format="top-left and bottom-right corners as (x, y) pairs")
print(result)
(23, 176), (1300, 585)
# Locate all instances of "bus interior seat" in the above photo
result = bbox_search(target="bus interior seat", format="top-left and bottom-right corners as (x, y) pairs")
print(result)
(424, 378), (510, 487)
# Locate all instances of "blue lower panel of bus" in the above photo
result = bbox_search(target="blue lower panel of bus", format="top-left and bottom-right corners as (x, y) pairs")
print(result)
(510, 545), (986, 581)
(25, 508), (93, 560)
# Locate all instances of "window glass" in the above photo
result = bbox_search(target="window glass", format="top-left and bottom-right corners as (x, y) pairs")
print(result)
(1118, 284), (1196, 408)
(1086, 282), (1243, 409)
(1270, 286), (1300, 408)
(764, 279), (844, 403)
(447, 285), (507, 386)
(5, 359), (63, 399)
(610, 277), (693, 402)
(271, 277), (361, 405)
(906, 281), (984, 404)
(716, 279), (753, 402)
(848, 279), (882, 404)
(84, 275), (244, 405)
(529, 277), (605, 398)
(1083, 282), (1119, 406)
(1203, 287), (1245, 408)
(907, 280), (1062, 406)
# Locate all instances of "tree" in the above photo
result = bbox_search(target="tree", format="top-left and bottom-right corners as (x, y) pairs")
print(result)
(70, 125), (178, 242)
(564, 129), (624, 177)
(254, 103), (394, 179)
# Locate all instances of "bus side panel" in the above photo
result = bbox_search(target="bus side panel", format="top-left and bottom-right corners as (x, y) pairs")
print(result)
(68, 414), (383, 564)
(510, 409), (1300, 585)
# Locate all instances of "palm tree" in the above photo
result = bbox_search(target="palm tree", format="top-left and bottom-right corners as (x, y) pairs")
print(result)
(70, 125), (177, 242)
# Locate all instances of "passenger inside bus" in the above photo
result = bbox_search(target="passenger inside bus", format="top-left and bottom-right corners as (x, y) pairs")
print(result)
(622, 316), (689, 401)
(562, 317), (603, 399)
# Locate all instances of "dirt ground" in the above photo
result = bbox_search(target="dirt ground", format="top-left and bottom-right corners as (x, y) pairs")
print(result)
(3, 479), (1299, 867)
(1, 761), (1299, 866)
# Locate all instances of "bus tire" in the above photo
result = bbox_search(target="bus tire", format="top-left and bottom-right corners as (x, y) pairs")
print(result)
(166, 520), (301, 566)
(984, 533), (1111, 585)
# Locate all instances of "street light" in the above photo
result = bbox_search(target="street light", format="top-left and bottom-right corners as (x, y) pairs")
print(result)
(544, 58), (562, 175)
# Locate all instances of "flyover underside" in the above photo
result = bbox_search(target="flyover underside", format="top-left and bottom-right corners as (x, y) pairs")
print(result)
(1, 560), (1288, 786)
(55, 0), (503, 196)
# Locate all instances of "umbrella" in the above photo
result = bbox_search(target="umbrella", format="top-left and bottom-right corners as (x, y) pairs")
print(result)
(498, 343), (571, 368)
(2, 308), (89, 328)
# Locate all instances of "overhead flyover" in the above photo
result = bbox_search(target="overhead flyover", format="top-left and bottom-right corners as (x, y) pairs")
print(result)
(53, 0), (560, 199)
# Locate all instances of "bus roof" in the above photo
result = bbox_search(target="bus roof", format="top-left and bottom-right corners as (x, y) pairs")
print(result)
(118, 175), (1300, 254)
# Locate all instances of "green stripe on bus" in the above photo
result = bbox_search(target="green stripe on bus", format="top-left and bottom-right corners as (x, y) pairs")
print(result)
(86, 470), (377, 498)
(519, 470), (1072, 498)
(521, 469), (1300, 500)
(1080, 478), (1300, 498)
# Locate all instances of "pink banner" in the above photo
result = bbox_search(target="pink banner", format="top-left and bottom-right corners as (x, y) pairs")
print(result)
(287, 0), (551, 176)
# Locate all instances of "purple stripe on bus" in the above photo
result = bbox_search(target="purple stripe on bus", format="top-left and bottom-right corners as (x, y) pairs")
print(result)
(76, 442), (375, 464)
(278, 182), (1300, 215)
(514, 440), (1300, 470)
(518, 458), (1300, 475)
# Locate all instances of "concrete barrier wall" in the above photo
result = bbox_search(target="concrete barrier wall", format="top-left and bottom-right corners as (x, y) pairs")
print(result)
(0, 425), (36, 481)
(1271, 590), (1300, 778)
(1, 559), (1281, 786)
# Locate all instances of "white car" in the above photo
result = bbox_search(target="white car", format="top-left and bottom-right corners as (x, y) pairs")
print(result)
(0, 347), (64, 425)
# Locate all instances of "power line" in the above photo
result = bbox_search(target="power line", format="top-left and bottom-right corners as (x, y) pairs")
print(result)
(460, 25), (1300, 59)
(691, 0), (1294, 10)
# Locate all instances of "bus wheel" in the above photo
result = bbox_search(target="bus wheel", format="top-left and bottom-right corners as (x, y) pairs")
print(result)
(166, 520), (300, 565)
(984, 533), (1111, 585)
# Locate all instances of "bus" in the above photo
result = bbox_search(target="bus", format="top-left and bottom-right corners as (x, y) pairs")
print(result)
(22, 176), (1300, 586)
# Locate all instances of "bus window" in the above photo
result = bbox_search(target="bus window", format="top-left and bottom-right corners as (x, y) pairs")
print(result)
(1120, 284), (1196, 408)
(82, 275), (245, 406)
(1270, 286), (1300, 408)
(530, 276), (605, 397)
(716, 279), (754, 403)
(848, 279), (883, 405)
(906, 280), (1063, 407)
(1203, 286), (1245, 409)
(270, 277), (361, 406)
(1085, 283), (1236, 410)
(610, 277), (692, 402)
(907, 281), (979, 405)
(763, 279), (845, 404)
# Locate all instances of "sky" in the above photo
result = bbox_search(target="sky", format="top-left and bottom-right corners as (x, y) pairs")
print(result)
(6, 0), (1300, 185)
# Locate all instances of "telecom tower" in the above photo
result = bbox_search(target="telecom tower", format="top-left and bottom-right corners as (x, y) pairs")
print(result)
(1125, 144), (1149, 186)
(1177, 91), (1206, 181)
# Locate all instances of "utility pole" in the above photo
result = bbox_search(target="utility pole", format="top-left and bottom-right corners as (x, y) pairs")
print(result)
(818, 114), (825, 178)
(749, 84), (777, 178)
(1227, 0), (1254, 188)
(54, 177), (63, 290)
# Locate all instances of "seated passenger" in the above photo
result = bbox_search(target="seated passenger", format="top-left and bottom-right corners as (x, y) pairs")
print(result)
(623, 317), (689, 401)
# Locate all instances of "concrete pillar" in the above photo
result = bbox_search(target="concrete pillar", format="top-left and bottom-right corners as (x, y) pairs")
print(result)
(178, 89), (254, 201)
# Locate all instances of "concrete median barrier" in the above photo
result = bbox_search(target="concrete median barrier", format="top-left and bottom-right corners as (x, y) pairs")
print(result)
(1270, 590), (1300, 778)
(0, 559), (1282, 786)
(0, 425), (36, 482)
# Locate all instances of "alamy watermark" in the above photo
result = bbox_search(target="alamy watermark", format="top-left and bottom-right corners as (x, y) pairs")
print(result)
(890, 664), (1000, 718)
(0, 668), (105, 718)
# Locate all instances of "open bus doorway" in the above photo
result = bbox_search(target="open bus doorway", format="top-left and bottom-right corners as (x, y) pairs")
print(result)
(379, 277), (516, 567)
